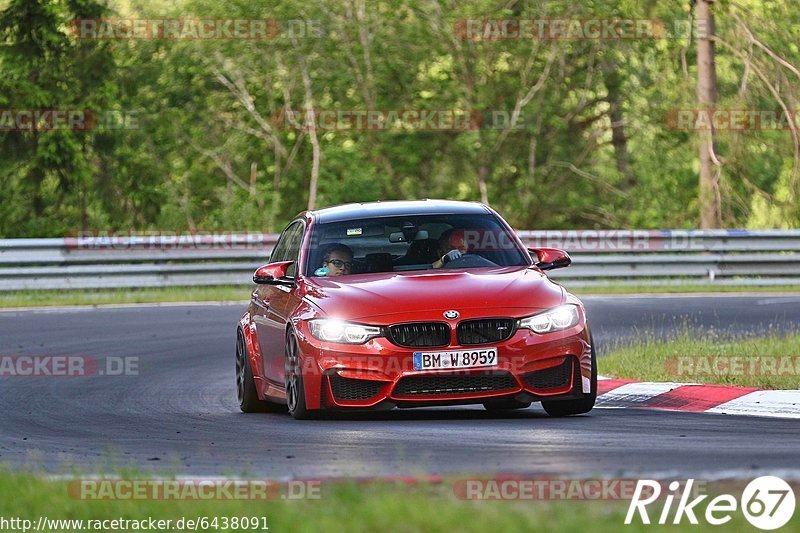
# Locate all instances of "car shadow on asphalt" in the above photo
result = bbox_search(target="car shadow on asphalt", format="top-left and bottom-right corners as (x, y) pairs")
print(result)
(257, 407), (596, 422)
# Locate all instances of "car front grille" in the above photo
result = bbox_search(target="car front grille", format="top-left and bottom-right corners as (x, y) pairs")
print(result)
(522, 358), (573, 390)
(386, 322), (450, 348)
(457, 318), (516, 345)
(392, 372), (518, 397)
(329, 374), (384, 401)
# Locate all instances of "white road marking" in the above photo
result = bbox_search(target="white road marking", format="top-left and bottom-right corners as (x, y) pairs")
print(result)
(595, 381), (689, 407)
(706, 390), (800, 419)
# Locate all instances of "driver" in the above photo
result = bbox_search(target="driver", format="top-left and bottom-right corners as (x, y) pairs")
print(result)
(318, 243), (354, 276)
(432, 229), (468, 268)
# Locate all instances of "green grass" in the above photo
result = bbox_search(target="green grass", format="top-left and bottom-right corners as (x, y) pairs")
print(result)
(601, 330), (800, 389)
(0, 286), (248, 308)
(1, 282), (800, 309)
(0, 470), (788, 532)
(571, 283), (800, 295)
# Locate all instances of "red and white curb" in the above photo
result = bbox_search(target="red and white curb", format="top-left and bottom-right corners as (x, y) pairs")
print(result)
(596, 377), (800, 419)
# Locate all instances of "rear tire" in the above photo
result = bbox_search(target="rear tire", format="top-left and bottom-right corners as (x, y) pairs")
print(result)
(236, 329), (284, 413)
(483, 399), (531, 411)
(541, 337), (597, 417)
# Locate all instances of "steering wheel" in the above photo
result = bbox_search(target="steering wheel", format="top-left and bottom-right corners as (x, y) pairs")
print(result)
(441, 254), (497, 269)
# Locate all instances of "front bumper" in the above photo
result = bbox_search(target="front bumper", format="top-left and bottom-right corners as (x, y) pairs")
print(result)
(293, 319), (593, 410)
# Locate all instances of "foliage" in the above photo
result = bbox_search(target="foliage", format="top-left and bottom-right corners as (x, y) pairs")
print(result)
(1, 0), (799, 236)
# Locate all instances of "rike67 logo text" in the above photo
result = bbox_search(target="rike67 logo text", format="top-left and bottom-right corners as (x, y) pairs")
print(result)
(626, 477), (795, 530)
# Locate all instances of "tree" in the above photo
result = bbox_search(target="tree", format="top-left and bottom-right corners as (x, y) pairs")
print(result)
(0, 0), (116, 236)
(696, 0), (721, 228)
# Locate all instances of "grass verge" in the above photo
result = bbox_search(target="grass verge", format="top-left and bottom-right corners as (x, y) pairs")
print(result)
(571, 283), (800, 295)
(601, 331), (800, 389)
(0, 286), (247, 308)
(1, 283), (800, 308)
(0, 471), (787, 532)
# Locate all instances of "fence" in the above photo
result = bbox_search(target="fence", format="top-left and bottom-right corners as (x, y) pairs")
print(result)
(1, 230), (799, 290)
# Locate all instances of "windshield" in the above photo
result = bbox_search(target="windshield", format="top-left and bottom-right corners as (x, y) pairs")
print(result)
(305, 213), (530, 277)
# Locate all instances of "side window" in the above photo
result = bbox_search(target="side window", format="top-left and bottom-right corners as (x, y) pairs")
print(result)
(283, 223), (305, 277)
(270, 222), (296, 263)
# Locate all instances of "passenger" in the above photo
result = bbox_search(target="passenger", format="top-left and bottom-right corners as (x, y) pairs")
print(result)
(319, 243), (354, 276)
(432, 229), (468, 268)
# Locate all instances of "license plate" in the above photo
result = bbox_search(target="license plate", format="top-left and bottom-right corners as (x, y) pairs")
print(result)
(413, 348), (498, 371)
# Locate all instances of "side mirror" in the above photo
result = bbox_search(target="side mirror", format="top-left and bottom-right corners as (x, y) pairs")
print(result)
(528, 248), (571, 271)
(253, 261), (295, 285)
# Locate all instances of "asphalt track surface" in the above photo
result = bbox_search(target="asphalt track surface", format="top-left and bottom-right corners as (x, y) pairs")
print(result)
(1, 294), (798, 479)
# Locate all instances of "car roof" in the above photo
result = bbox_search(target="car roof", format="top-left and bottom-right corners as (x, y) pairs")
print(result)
(309, 200), (491, 224)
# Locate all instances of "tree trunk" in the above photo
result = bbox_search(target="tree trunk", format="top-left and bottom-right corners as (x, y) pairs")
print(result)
(477, 162), (489, 205)
(306, 119), (321, 211)
(697, 0), (721, 229)
(297, 47), (321, 211)
(602, 60), (635, 190)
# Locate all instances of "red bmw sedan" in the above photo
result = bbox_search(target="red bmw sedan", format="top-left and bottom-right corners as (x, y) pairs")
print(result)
(236, 200), (596, 419)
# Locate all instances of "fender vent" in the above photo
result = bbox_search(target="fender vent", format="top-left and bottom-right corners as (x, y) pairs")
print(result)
(523, 358), (573, 390)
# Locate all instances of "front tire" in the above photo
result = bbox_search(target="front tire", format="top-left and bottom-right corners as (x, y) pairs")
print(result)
(541, 337), (597, 417)
(236, 329), (284, 413)
(285, 329), (317, 420)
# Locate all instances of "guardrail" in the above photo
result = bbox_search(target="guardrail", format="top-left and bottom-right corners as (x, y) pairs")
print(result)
(519, 229), (800, 287)
(1, 230), (799, 290)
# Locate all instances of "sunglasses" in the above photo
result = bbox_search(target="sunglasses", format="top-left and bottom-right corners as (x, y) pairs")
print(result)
(325, 259), (353, 269)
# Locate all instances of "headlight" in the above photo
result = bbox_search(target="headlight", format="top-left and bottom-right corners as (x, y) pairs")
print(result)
(308, 319), (382, 344)
(518, 304), (580, 334)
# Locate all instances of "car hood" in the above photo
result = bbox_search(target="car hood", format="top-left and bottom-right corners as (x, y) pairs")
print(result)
(301, 266), (565, 322)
